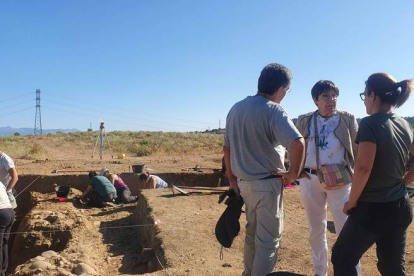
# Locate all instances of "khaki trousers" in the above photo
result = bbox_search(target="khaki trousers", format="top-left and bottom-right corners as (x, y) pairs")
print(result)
(238, 178), (283, 276)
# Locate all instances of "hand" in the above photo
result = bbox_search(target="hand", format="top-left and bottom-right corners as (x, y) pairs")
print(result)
(298, 171), (311, 180)
(273, 170), (296, 186)
(228, 174), (240, 198)
(343, 200), (357, 215)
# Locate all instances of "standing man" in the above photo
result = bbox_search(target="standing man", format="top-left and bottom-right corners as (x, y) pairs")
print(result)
(224, 63), (305, 276)
(0, 151), (18, 209)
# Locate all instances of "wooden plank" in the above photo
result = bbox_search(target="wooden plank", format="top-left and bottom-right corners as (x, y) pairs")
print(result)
(172, 185), (190, 196)
(176, 186), (227, 192)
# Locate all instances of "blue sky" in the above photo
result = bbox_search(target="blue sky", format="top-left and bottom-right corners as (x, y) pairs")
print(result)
(1, 1), (413, 132)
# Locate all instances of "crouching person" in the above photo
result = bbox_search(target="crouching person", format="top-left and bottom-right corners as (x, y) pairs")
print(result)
(99, 167), (138, 203)
(138, 172), (168, 189)
(81, 172), (117, 207)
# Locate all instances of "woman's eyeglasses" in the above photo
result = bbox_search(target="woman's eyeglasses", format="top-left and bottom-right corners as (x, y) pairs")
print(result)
(320, 94), (338, 101)
(359, 92), (365, 101)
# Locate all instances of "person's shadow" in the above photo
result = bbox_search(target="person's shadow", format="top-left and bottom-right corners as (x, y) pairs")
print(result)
(267, 273), (306, 276)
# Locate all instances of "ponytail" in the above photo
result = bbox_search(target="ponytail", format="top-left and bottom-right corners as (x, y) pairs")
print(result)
(366, 73), (412, 108)
(395, 79), (413, 108)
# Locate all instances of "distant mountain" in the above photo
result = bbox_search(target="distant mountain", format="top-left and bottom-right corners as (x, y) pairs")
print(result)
(0, 126), (79, 137)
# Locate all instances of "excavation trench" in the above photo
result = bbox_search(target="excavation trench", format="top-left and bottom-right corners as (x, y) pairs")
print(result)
(8, 172), (221, 275)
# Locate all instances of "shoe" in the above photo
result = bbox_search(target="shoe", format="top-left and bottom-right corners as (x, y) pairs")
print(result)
(102, 201), (116, 207)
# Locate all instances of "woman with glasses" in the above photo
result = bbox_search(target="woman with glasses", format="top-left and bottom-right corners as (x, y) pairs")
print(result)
(332, 73), (414, 276)
(296, 80), (359, 276)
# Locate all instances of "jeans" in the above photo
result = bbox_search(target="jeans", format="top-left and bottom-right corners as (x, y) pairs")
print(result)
(0, 208), (15, 275)
(332, 194), (413, 276)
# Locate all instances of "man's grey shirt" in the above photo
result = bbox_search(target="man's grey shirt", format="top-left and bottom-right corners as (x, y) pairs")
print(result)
(224, 96), (302, 181)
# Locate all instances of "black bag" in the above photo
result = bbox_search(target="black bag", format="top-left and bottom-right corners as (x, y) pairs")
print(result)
(215, 190), (244, 248)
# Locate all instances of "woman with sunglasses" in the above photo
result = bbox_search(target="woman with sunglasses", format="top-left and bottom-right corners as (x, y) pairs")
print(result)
(296, 80), (359, 276)
(332, 73), (414, 276)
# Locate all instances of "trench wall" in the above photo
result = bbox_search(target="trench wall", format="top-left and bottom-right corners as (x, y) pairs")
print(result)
(10, 172), (221, 274)
(14, 172), (222, 198)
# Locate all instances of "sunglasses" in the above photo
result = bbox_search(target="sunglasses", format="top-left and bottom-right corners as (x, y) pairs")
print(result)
(360, 92), (365, 101)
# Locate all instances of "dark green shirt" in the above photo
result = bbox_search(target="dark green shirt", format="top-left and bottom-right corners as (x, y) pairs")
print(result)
(356, 113), (413, 202)
(90, 176), (116, 196)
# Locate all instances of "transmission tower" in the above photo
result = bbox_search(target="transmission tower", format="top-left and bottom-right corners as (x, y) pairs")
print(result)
(34, 89), (42, 134)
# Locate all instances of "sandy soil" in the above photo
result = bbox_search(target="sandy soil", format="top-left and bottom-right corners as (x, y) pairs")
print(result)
(10, 185), (414, 276)
(7, 146), (414, 276)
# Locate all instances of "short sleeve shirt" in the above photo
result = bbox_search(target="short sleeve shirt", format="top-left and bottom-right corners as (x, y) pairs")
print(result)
(0, 184), (12, 209)
(0, 152), (15, 187)
(224, 96), (302, 181)
(356, 113), (413, 202)
(90, 176), (116, 196)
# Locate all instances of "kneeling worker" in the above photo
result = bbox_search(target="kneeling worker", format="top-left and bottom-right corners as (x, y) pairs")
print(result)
(99, 167), (138, 203)
(81, 172), (117, 207)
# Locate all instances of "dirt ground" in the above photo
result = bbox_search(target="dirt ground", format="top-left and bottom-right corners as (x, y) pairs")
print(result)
(8, 150), (414, 275)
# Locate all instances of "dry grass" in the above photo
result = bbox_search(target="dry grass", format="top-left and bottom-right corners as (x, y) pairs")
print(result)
(0, 131), (224, 160)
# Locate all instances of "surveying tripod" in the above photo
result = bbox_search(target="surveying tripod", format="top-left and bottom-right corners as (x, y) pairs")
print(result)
(92, 122), (111, 160)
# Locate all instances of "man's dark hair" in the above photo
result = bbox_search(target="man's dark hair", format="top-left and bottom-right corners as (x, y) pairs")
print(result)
(311, 80), (339, 101)
(257, 63), (292, 95)
(88, 171), (97, 179)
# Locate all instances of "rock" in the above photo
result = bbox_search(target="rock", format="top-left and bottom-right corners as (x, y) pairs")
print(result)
(136, 248), (155, 264)
(30, 261), (52, 269)
(41, 250), (58, 258)
(57, 268), (73, 276)
(35, 256), (46, 261)
(147, 256), (159, 273)
(73, 263), (97, 275)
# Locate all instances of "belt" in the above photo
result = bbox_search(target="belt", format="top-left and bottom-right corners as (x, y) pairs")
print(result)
(239, 174), (282, 182)
(260, 174), (282, 180)
(304, 168), (318, 175)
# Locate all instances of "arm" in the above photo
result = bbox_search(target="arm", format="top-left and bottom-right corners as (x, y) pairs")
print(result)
(109, 174), (117, 185)
(81, 185), (93, 201)
(149, 177), (157, 189)
(6, 167), (18, 192)
(343, 141), (376, 214)
(350, 116), (359, 164)
(403, 144), (414, 186)
(223, 146), (240, 196)
(278, 138), (305, 186)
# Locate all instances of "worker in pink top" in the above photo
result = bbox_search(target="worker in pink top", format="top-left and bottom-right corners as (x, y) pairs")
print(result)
(99, 167), (138, 203)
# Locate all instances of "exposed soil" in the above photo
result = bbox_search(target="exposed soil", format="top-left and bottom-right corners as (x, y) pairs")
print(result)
(7, 148), (414, 276)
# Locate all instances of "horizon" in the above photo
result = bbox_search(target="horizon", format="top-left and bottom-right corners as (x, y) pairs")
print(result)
(1, 1), (414, 132)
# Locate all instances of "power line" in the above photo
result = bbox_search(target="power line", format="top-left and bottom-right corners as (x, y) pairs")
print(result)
(45, 105), (180, 131)
(0, 106), (33, 117)
(43, 91), (214, 126)
(0, 99), (33, 110)
(43, 98), (206, 131)
(1, 92), (32, 103)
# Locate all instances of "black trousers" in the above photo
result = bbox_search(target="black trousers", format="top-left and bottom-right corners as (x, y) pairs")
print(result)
(0, 208), (14, 275)
(115, 187), (138, 203)
(88, 191), (116, 207)
(332, 194), (413, 276)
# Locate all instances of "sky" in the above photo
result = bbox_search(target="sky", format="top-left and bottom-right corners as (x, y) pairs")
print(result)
(1, 0), (414, 132)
